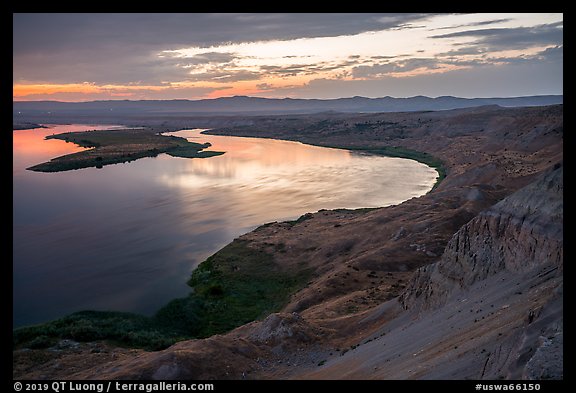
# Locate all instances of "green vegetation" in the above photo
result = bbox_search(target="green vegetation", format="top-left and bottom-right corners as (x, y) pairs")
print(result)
(13, 311), (177, 351)
(27, 128), (224, 172)
(287, 212), (314, 226)
(14, 240), (312, 351)
(177, 239), (312, 337)
(166, 146), (224, 159)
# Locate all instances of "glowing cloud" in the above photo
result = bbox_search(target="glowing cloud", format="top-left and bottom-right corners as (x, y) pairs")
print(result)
(13, 13), (562, 100)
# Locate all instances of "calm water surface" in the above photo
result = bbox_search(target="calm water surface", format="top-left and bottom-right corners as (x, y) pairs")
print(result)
(13, 125), (438, 327)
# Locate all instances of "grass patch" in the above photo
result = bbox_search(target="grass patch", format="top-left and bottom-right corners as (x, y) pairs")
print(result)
(286, 212), (314, 226)
(14, 240), (312, 351)
(167, 147), (224, 159)
(13, 310), (176, 351)
(177, 239), (313, 337)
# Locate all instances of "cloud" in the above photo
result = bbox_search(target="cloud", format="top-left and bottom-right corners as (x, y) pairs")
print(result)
(538, 45), (563, 61)
(256, 83), (274, 90)
(281, 58), (562, 99)
(179, 52), (238, 65)
(13, 13), (437, 86)
(352, 63), (397, 78)
(437, 46), (489, 57)
(352, 41), (564, 80)
(370, 55), (400, 60)
(13, 13), (437, 55)
(390, 23), (426, 31)
(260, 63), (332, 76)
(13, 13), (562, 100)
(430, 22), (563, 51)
(352, 58), (443, 78)
(186, 69), (262, 83)
(431, 18), (512, 31)
(258, 59), (362, 78)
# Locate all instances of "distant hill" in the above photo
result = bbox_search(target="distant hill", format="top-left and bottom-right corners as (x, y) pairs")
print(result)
(13, 95), (563, 116)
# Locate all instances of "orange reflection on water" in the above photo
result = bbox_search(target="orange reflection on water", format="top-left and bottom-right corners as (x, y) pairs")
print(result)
(13, 128), (86, 158)
(162, 129), (439, 221)
(164, 129), (351, 182)
(13, 124), (122, 175)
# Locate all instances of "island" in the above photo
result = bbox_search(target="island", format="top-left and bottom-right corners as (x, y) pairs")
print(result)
(26, 128), (224, 172)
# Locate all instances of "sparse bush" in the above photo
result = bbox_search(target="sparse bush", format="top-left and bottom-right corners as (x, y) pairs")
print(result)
(27, 335), (55, 349)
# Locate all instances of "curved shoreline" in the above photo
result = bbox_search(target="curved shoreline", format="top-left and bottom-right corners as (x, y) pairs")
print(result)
(14, 128), (442, 350)
(300, 143), (445, 190)
(199, 128), (446, 191)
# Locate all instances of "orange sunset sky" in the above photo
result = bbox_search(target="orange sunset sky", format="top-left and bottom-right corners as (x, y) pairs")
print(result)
(14, 13), (563, 101)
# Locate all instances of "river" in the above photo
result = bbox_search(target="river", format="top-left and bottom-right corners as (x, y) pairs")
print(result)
(13, 125), (438, 327)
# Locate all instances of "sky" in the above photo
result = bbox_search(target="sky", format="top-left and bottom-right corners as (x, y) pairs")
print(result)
(13, 13), (563, 101)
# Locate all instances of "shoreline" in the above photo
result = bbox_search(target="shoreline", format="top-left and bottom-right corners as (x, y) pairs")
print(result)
(198, 128), (445, 190)
(302, 143), (445, 190)
(199, 128), (447, 191)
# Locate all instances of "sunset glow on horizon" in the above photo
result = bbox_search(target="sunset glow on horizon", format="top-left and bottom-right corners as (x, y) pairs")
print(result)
(14, 13), (563, 101)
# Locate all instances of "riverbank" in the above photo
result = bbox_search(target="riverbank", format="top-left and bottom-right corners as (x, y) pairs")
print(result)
(316, 144), (446, 190)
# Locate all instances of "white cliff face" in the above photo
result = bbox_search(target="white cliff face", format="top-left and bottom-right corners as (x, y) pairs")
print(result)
(394, 165), (563, 379)
(400, 165), (563, 312)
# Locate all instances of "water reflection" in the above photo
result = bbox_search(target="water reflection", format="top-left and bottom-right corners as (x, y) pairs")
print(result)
(163, 129), (437, 220)
(13, 125), (437, 328)
(12, 124), (124, 176)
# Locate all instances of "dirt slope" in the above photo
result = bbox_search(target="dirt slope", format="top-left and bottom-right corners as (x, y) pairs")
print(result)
(300, 165), (563, 379)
